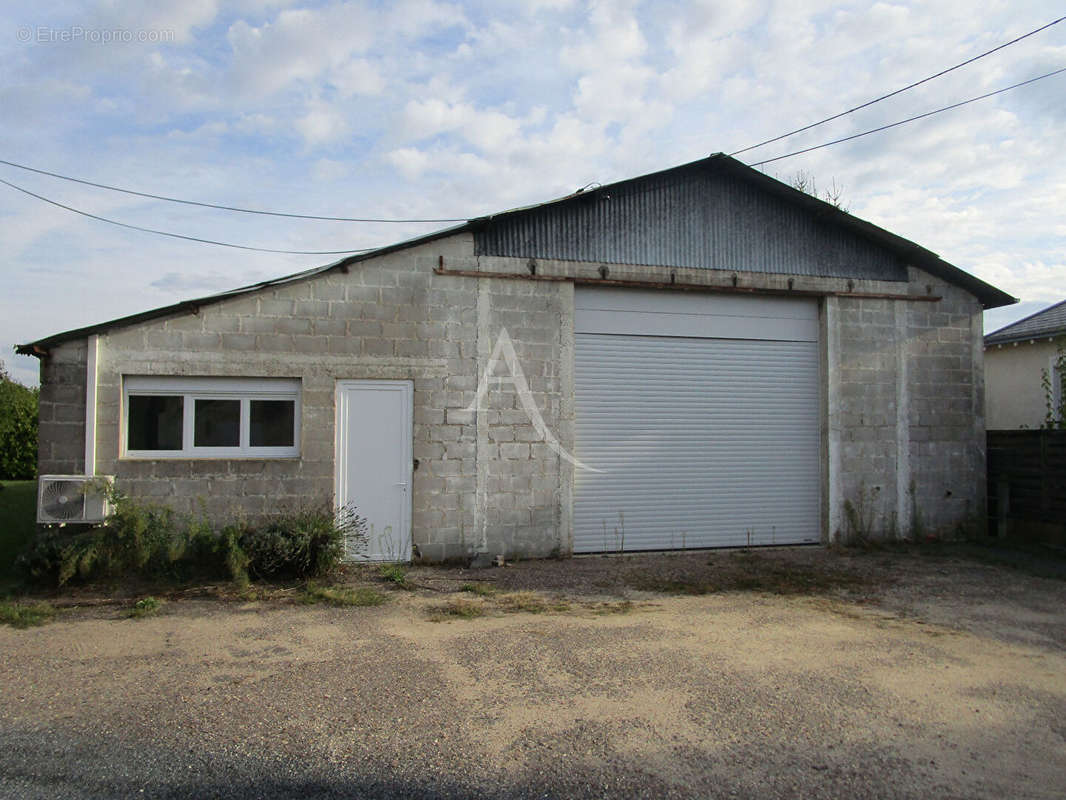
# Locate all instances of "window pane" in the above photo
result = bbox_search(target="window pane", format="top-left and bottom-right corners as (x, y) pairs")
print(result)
(128, 395), (183, 450)
(250, 400), (295, 447)
(194, 399), (240, 447)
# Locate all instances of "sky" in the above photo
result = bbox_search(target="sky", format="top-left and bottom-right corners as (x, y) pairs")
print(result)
(1, 0), (1064, 387)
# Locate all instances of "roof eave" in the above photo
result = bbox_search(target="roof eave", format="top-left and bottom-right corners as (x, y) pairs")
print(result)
(984, 331), (1066, 347)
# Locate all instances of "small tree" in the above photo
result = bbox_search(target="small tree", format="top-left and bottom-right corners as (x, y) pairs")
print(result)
(1041, 342), (1066, 430)
(0, 358), (39, 480)
(788, 170), (849, 212)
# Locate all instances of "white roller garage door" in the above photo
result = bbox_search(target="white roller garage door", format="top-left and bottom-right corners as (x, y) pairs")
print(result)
(573, 287), (821, 552)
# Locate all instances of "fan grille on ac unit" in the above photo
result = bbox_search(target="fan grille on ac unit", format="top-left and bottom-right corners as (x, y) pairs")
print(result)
(41, 480), (86, 520)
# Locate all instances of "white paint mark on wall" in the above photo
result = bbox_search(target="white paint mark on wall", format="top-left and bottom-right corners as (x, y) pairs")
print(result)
(467, 327), (604, 473)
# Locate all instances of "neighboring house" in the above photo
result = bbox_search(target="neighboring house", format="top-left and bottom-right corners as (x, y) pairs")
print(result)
(17, 155), (1015, 561)
(984, 300), (1066, 429)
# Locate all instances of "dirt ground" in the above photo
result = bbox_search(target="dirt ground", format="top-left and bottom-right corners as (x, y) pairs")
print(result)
(1, 545), (1064, 799)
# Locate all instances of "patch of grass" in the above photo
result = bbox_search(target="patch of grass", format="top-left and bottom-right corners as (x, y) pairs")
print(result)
(378, 564), (409, 587)
(235, 584), (264, 602)
(430, 595), (487, 620)
(636, 578), (717, 595)
(495, 590), (569, 614)
(459, 582), (496, 596)
(0, 480), (37, 587)
(728, 564), (864, 594)
(126, 596), (163, 619)
(588, 599), (635, 615)
(631, 558), (867, 597)
(0, 600), (56, 629)
(300, 583), (387, 607)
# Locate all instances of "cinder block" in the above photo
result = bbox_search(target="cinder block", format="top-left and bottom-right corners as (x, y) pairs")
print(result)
(500, 443), (530, 460)
(275, 318), (312, 335)
(395, 340), (431, 357)
(260, 299), (295, 316)
(183, 332), (223, 349)
(294, 336), (328, 354)
(362, 339), (393, 356)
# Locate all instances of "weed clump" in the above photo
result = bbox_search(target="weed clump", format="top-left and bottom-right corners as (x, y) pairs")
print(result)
(0, 600), (56, 629)
(495, 590), (568, 614)
(301, 583), (387, 607)
(126, 596), (163, 619)
(590, 600), (634, 615)
(430, 595), (487, 620)
(459, 582), (496, 596)
(378, 564), (408, 587)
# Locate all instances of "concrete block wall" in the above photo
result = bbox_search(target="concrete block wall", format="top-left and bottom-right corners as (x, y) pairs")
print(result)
(471, 277), (570, 560)
(905, 267), (985, 537)
(828, 295), (904, 539)
(828, 267), (985, 540)
(57, 233), (571, 561)
(37, 339), (88, 476)
(35, 233), (988, 555)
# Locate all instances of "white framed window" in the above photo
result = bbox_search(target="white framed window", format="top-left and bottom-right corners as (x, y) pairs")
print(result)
(123, 376), (301, 459)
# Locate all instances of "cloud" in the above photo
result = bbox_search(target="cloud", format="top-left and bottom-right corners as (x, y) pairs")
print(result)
(311, 158), (351, 182)
(293, 100), (349, 147)
(329, 58), (385, 97)
(225, 5), (378, 98)
(386, 147), (433, 179)
(72, 0), (222, 46)
(149, 269), (272, 292)
(400, 98), (524, 152)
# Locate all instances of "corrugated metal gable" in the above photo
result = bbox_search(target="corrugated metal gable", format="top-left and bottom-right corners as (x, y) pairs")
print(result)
(475, 167), (908, 281)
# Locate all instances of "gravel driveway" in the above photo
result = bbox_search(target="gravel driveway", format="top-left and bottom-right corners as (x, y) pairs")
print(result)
(1, 546), (1064, 799)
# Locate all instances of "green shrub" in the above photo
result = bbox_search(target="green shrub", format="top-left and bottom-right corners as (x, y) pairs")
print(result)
(238, 503), (349, 580)
(0, 480), (38, 588)
(0, 362), (38, 481)
(19, 487), (186, 586)
(18, 491), (357, 588)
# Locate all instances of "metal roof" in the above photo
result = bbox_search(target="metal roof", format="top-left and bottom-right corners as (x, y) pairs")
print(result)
(17, 154), (1015, 355)
(474, 161), (908, 281)
(984, 299), (1066, 346)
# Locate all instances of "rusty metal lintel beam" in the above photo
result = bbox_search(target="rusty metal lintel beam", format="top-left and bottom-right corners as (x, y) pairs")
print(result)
(432, 267), (941, 303)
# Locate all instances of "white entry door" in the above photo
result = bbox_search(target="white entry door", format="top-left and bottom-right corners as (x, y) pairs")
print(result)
(335, 380), (413, 562)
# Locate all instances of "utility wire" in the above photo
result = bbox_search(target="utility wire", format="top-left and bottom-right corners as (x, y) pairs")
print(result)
(0, 176), (380, 255)
(746, 66), (1066, 168)
(0, 157), (468, 223)
(730, 15), (1066, 157)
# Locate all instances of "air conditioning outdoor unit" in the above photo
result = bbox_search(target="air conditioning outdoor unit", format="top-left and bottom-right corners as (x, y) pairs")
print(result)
(37, 475), (114, 524)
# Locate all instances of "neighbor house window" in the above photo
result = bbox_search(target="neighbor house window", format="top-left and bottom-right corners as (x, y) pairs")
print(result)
(123, 376), (300, 458)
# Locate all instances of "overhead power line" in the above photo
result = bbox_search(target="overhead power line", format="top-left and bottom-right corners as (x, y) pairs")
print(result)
(0, 176), (380, 255)
(0, 157), (468, 223)
(746, 66), (1066, 168)
(730, 15), (1066, 157)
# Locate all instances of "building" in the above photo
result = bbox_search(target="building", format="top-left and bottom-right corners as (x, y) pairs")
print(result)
(18, 155), (1015, 560)
(985, 300), (1066, 429)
